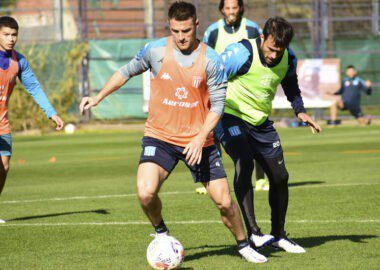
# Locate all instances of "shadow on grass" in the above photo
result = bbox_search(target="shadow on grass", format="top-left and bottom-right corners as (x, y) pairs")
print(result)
(259, 234), (378, 256)
(185, 235), (378, 261)
(184, 244), (280, 262)
(7, 209), (110, 221)
(288, 181), (325, 187)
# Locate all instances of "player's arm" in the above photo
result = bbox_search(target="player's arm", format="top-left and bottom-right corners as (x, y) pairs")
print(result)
(80, 43), (152, 114)
(246, 20), (262, 39)
(220, 40), (252, 80)
(183, 50), (227, 166)
(281, 49), (322, 134)
(18, 54), (63, 130)
(358, 77), (372, 95)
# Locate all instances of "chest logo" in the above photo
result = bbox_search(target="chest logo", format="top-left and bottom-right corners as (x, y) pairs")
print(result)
(192, 76), (203, 89)
(175, 87), (188, 100)
(161, 73), (172, 81)
(260, 75), (273, 88)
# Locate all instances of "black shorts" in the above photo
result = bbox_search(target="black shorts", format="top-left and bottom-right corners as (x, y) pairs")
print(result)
(139, 136), (227, 183)
(214, 113), (283, 159)
(342, 102), (363, 118)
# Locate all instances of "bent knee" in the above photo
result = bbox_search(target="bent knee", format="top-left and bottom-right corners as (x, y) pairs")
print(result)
(271, 169), (289, 186)
(215, 195), (234, 213)
(0, 162), (9, 173)
(137, 189), (156, 206)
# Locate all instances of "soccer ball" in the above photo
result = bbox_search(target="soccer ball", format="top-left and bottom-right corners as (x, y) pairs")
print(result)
(146, 235), (185, 270)
(64, 123), (76, 134)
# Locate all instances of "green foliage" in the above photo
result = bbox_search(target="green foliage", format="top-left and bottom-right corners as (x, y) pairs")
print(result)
(0, 0), (18, 9)
(9, 42), (88, 133)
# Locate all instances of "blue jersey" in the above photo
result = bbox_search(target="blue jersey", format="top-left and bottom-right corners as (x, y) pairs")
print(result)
(336, 76), (371, 106)
(220, 38), (305, 115)
(0, 49), (57, 118)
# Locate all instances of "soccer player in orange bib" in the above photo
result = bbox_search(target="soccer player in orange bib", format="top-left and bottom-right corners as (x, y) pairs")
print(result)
(0, 16), (63, 223)
(80, 1), (267, 263)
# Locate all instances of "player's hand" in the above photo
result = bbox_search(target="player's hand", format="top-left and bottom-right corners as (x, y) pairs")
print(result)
(365, 80), (372, 88)
(183, 135), (205, 166)
(79, 96), (100, 115)
(297, 113), (322, 134)
(51, 115), (64, 131)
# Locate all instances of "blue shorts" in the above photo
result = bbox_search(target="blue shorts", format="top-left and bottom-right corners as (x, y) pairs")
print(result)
(139, 136), (227, 183)
(0, 133), (12, 156)
(214, 113), (283, 159)
(342, 102), (363, 118)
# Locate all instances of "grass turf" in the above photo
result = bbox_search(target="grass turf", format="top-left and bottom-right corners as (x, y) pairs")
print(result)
(0, 126), (379, 269)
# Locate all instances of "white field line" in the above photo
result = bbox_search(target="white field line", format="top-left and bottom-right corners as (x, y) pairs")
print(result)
(1, 182), (379, 205)
(0, 219), (379, 227)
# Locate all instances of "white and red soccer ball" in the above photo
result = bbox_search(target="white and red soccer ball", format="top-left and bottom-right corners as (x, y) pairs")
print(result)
(146, 235), (185, 270)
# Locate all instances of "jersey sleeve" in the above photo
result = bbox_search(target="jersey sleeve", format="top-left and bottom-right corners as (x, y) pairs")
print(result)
(280, 48), (306, 115)
(202, 22), (219, 49)
(220, 40), (252, 79)
(246, 19), (262, 38)
(17, 52), (57, 118)
(357, 77), (372, 95)
(205, 46), (227, 116)
(118, 43), (152, 80)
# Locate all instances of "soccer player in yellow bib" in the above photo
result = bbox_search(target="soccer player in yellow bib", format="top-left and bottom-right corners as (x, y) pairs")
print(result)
(197, 0), (268, 195)
(215, 17), (322, 252)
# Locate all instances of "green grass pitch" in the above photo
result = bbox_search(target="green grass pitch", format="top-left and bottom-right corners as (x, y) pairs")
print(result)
(0, 126), (379, 269)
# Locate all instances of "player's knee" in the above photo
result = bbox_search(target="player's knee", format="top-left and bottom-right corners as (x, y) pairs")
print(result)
(0, 162), (9, 173)
(216, 194), (233, 214)
(137, 188), (156, 207)
(271, 167), (289, 186)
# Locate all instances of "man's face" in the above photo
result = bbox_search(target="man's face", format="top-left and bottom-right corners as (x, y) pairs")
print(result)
(169, 18), (198, 52)
(346, 67), (356, 79)
(0, 27), (18, 52)
(260, 34), (286, 65)
(222, 0), (241, 25)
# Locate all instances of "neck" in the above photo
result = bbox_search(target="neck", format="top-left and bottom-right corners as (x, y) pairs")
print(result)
(173, 39), (200, 55)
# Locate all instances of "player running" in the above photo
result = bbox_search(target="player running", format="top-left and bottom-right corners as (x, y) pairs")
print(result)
(0, 16), (63, 223)
(80, 1), (267, 263)
(216, 16), (322, 252)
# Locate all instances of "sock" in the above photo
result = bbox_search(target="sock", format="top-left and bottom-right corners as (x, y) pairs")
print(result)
(237, 239), (250, 250)
(154, 219), (168, 234)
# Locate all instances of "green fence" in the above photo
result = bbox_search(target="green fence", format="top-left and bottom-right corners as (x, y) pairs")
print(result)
(89, 39), (153, 119)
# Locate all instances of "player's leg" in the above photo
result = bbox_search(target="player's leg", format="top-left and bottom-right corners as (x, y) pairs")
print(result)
(137, 162), (169, 229)
(137, 137), (177, 234)
(213, 115), (273, 248)
(0, 133), (12, 223)
(203, 177), (267, 263)
(256, 152), (305, 253)
(348, 106), (371, 126)
(0, 155), (10, 194)
(247, 120), (304, 252)
(328, 95), (343, 124)
(186, 144), (266, 263)
(215, 115), (260, 234)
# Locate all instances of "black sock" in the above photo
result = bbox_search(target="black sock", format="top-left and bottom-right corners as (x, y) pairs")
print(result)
(154, 219), (168, 234)
(237, 239), (249, 250)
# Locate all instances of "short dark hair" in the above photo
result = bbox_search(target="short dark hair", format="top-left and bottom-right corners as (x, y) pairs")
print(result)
(263, 16), (294, 48)
(0, 16), (19, 31)
(346, 65), (356, 70)
(219, 0), (245, 16)
(168, 1), (197, 23)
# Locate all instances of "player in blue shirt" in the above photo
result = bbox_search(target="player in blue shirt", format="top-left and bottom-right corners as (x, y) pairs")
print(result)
(327, 65), (372, 125)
